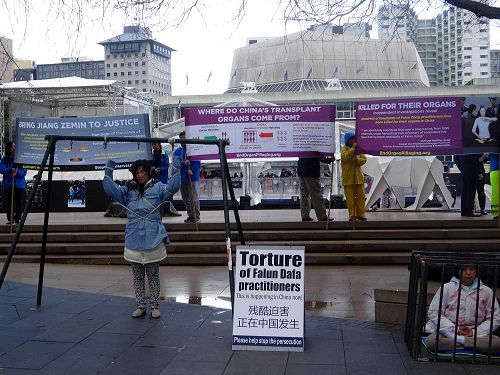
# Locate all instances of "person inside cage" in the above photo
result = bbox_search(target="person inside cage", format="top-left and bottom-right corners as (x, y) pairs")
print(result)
(425, 265), (500, 353)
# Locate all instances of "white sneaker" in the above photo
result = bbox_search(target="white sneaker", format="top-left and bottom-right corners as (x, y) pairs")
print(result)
(132, 307), (146, 318)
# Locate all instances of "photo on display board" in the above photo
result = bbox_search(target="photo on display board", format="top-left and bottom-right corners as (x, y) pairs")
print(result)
(67, 179), (86, 208)
(461, 96), (500, 154)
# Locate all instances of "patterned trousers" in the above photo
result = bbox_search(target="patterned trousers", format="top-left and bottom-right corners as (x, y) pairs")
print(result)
(131, 262), (161, 309)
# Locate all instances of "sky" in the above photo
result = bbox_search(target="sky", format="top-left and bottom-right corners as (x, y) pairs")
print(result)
(1, 0), (499, 96)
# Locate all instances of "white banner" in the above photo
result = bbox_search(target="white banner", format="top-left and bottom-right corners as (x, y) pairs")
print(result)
(184, 105), (335, 160)
(232, 245), (305, 352)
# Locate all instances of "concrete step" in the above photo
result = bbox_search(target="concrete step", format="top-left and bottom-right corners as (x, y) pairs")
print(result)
(1, 228), (500, 243)
(2, 238), (500, 255)
(1, 252), (413, 266)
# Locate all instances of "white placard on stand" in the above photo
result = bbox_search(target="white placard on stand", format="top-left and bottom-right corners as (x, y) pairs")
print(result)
(232, 245), (305, 352)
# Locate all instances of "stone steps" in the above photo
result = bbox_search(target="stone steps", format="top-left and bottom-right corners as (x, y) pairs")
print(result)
(1, 220), (499, 265)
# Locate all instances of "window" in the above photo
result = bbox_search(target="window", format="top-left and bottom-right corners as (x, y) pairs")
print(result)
(106, 64), (110, 68)
(464, 55), (472, 59)
(127, 62), (132, 67)
(135, 79), (139, 84)
(128, 80), (132, 84)
(142, 61), (146, 66)
(120, 63), (124, 67)
(142, 71), (146, 75)
(135, 62), (138, 66)
(135, 53), (138, 57)
(128, 71), (132, 76)
(106, 72), (110, 77)
(142, 53), (146, 57)
(480, 72), (488, 75)
(113, 63), (117, 68)
(121, 72), (125, 76)
(463, 47), (472, 50)
(120, 54), (124, 58)
(480, 63), (488, 67)
(142, 79), (146, 83)
(480, 55), (488, 58)
(113, 72), (117, 76)
(113, 54), (117, 59)
(135, 71), (139, 75)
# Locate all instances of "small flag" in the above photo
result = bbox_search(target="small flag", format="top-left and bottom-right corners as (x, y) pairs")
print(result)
(206, 71), (212, 82)
(332, 66), (339, 77)
(356, 65), (364, 74)
(232, 70), (237, 80)
(410, 63), (418, 70)
(256, 70), (262, 81)
(462, 60), (472, 68)
(284, 70), (288, 81)
(306, 67), (312, 79)
(185, 73), (189, 86)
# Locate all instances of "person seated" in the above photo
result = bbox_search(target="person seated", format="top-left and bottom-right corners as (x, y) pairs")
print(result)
(425, 265), (500, 353)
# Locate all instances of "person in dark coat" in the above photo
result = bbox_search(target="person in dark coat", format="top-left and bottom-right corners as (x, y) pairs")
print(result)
(0, 142), (27, 224)
(454, 154), (482, 217)
(297, 156), (334, 221)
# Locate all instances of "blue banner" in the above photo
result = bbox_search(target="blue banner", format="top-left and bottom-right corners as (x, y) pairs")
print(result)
(15, 114), (151, 171)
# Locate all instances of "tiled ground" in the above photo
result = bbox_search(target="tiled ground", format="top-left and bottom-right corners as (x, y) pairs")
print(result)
(0, 281), (499, 375)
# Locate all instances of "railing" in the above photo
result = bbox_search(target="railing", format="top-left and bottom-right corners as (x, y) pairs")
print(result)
(406, 251), (500, 364)
(181, 177), (334, 200)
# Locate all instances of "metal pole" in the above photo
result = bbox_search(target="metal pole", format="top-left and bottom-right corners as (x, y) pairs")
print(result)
(37, 139), (56, 305)
(0, 140), (53, 289)
(221, 151), (245, 245)
(219, 142), (235, 311)
(9, 175), (14, 233)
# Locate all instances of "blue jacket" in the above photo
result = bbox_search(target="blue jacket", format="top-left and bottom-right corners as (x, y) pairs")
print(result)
(491, 154), (499, 172)
(152, 152), (169, 184)
(173, 146), (201, 182)
(0, 157), (27, 190)
(103, 156), (181, 250)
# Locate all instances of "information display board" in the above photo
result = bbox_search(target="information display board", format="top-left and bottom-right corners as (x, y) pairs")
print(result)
(15, 114), (151, 171)
(232, 245), (305, 352)
(185, 105), (335, 160)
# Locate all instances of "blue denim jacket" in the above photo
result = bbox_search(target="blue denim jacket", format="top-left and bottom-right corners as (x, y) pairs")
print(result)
(103, 156), (181, 250)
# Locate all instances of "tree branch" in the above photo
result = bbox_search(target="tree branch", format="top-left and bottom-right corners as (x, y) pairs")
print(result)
(445, 0), (500, 19)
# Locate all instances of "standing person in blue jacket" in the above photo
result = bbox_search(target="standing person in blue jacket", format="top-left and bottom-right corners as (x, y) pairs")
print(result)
(173, 131), (201, 223)
(103, 156), (180, 319)
(151, 142), (181, 217)
(0, 142), (27, 225)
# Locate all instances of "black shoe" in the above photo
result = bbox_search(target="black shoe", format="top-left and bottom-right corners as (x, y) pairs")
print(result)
(463, 213), (481, 217)
(481, 211), (488, 216)
(356, 216), (367, 221)
(184, 217), (195, 223)
(318, 217), (333, 221)
(494, 216), (499, 220)
(301, 217), (314, 222)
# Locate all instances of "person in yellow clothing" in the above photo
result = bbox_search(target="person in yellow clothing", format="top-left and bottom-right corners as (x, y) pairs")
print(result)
(341, 131), (367, 221)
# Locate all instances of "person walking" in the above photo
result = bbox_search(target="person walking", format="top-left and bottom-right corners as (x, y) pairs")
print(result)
(0, 142), (27, 225)
(297, 156), (334, 221)
(173, 131), (201, 223)
(341, 132), (367, 221)
(103, 157), (180, 319)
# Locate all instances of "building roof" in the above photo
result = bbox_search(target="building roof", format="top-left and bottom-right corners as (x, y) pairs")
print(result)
(0, 76), (116, 89)
(227, 27), (429, 92)
(98, 25), (173, 51)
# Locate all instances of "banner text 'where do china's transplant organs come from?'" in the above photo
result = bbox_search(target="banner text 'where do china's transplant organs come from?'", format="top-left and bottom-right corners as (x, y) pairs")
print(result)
(184, 105), (335, 160)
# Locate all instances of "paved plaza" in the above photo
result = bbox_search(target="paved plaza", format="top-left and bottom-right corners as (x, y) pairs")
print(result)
(0, 264), (499, 374)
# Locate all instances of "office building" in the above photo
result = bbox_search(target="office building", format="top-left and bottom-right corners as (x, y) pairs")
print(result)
(99, 25), (173, 97)
(13, 60), (36, 81)
(378, 5), (490, 86)
(37, 57), (105, 80)
(0, 36), (14, 83)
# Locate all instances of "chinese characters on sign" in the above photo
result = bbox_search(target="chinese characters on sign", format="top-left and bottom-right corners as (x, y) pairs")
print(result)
(232, 246), (305, 352)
